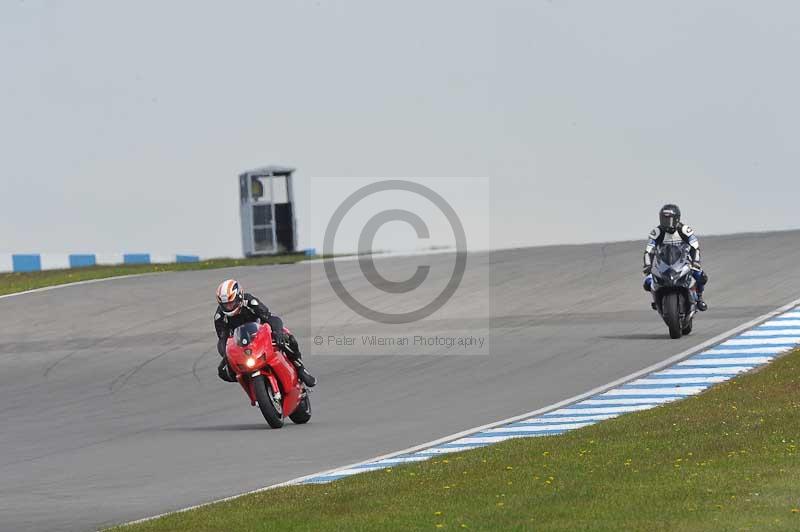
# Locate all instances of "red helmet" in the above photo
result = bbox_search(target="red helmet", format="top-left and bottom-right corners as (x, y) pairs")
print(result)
(216, 279), (243, 316)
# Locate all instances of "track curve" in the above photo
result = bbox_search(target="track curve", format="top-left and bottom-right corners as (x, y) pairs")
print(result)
(2, 230), (800, 531)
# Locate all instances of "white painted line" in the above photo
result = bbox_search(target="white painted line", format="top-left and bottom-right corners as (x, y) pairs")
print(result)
(760, 319), (800, 327)
(331, 458), (426, 470)
(0, 272), (165, 301)
(704, 346), (792, 355)
(482, 423), (594, 434)
(722, 337), (800, 346)
(369, 456), (430, 465)
(603, 386), (706, 396)
(0, 256), (308, 301)
(632, 376), (729, 385)
(521, 414), (620, 424)
(555, 404), (660, 415)
(416, 446), (484, 455)
(678, 357), (773, 366)
(454, 436), (520, 445)
(580, 396), (681, 406)
(743, 329), (800, 337)
(312, 468), (374, 478)
(115, 296), (800, 529)
(656, 366), (753, 375)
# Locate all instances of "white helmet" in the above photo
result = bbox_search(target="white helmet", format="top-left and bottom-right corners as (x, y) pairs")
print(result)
(216, 279), (243, 316)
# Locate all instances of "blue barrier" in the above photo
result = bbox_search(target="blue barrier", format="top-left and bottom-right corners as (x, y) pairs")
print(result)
(1, 250), (362, 273)
(12, 254), (41, 272)
(123, 254), (151, 265)
(2, 253), (203, 273)
(69, 254), (97, 268)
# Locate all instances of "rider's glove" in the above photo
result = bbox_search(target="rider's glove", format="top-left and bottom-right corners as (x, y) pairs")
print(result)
(642, 265), (652, 275)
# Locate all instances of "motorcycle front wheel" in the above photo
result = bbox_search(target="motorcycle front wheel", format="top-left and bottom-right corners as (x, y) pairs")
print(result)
(662, 293), (682, 339)
(254, 375), (284, 429)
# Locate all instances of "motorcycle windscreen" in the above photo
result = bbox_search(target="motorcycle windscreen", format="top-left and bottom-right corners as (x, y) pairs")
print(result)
(652, 244), (692, 286)
(233, 322), (260, 347)
(654, 244), (687, 268)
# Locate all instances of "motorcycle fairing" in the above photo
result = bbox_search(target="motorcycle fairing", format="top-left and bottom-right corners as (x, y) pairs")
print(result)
(226, 323), (304, 416)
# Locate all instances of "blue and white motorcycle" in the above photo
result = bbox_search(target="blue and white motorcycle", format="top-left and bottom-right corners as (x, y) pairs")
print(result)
(650, 243), (699, 339)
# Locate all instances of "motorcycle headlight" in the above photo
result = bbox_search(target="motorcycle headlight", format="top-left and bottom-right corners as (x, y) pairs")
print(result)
(246, 358), (256, 368)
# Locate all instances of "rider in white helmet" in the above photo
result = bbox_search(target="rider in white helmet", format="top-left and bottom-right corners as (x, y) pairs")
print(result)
(642, 204), (708, 311)
(214, 279), (316, 387)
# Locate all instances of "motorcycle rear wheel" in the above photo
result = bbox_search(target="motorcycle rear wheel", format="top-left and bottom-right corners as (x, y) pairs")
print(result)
(254, 375), (284, 429)
(663, 293), (683, 339)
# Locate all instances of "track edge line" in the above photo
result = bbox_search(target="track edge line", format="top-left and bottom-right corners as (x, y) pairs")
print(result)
(109, 295), (800, 530)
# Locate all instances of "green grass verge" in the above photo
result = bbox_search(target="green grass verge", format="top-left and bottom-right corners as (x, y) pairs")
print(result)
(0, 254), (318, 297)
(114, 349), (800, 532)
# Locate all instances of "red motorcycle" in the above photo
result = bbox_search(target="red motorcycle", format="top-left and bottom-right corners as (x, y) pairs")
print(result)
(225, 322), (311, 428)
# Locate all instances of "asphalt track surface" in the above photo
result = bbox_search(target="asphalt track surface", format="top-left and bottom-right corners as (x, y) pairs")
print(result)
(2, 231), (800, 531)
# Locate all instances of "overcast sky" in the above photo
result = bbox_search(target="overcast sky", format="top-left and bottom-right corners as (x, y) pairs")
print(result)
(1, 1), (798, 257)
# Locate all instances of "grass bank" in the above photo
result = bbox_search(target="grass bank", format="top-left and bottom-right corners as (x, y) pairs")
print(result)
(0, 254), (316, 297)
(114, 349), (800, 531)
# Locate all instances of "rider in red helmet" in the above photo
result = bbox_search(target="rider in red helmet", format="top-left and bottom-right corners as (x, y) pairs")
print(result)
(214, 279), (316, 387)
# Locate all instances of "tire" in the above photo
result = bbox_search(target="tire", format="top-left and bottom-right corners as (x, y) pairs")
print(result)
(682, 317), (693, 336)
(289, 393), (312, 425)
(663, 293), (682, 339)
(254, 375), (284, 429)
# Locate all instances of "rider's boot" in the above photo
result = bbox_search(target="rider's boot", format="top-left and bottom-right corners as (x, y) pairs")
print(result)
(217, 358), (237, 383)
(293, 359), (317, 388)
(644, 275), (657, 310)
(692, 269), (709, 311)
(284, 335), (317, 388)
